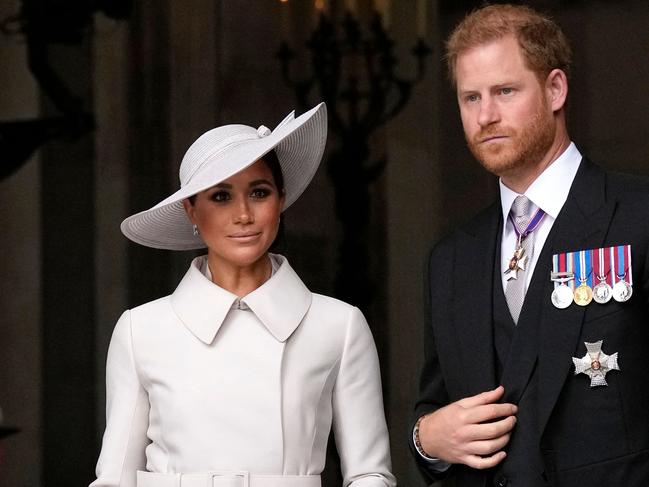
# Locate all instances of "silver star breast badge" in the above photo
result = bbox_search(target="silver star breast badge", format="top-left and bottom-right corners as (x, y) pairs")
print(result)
(572, 340), (620, 387)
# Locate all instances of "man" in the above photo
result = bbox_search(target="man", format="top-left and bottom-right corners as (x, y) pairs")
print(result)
(410, 4), (649, 486)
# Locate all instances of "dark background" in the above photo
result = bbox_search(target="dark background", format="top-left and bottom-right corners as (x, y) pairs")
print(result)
(1, 1), (648, 486)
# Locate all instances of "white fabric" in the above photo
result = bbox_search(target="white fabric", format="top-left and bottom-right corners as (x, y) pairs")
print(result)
(136, 470), (321, 487)
(90, 254), (395, 487)
(499, 142), (582, 292)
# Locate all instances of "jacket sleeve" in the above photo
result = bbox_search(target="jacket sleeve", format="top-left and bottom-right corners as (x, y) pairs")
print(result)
(90, 310), (150, 487)
(332, 307), (397, 487)
(408, 244), (456, 483)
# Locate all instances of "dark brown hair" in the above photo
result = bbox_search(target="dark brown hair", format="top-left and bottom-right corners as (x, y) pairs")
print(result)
(188, 149), (285, 204)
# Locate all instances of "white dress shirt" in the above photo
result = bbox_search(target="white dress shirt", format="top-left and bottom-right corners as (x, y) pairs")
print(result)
(499, 142), (582, 293)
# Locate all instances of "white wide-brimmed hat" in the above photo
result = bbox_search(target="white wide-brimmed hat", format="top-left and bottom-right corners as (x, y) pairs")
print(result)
(121, 102), (327, 250)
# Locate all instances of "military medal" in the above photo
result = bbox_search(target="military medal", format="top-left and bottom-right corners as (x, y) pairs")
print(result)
(550, 253), (575, 309)
(572, 340), (620, 387)
(593, 280), (613, 304)
(573, 250), (593, 306)
(550, 271), (575, 309)
(612, 244), (633, 303)
(592, 247), (613, 304)
(612, 280), (632, 302)
(552, 245), (632, 308)
(505, 235), (528, 281)
(574, 283), (593, 306)
(504, 206), (546, 281)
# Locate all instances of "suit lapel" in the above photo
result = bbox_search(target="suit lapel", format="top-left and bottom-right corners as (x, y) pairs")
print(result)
(537, 160), (617, 435)
(453, 203), (501, 396)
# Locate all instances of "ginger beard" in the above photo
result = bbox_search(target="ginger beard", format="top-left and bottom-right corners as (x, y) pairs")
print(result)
(466, 92), (557, 179)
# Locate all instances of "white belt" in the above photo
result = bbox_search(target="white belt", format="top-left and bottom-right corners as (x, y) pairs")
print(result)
(137, 471), (321, 487)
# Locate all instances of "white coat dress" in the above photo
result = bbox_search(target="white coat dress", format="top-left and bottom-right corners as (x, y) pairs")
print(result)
(90, 254), (396, 487)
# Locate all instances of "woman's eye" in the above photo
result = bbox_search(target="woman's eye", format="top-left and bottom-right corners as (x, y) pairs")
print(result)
(251, 188), (271, 199)
(211, 191), (230, 202)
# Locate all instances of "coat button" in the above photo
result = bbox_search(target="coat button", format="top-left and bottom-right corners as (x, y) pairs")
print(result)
(494, 475), (508, 487)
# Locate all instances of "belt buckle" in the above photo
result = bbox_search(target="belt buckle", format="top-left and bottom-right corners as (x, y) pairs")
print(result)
(209, 470), (249, 487)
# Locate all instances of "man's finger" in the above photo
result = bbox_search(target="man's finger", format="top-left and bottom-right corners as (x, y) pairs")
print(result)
(464, 451), (507, 470)
(467, 415), (517, 441)
(464, 403), (518, 425)
(466, 433), (511, 456)
(457, 386), (505, 408)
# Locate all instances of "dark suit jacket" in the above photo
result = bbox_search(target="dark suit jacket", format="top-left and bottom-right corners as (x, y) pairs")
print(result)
(411, 160), (649, 486)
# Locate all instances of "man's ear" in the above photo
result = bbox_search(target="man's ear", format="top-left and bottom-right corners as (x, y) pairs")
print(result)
(546, 68), (568, 112)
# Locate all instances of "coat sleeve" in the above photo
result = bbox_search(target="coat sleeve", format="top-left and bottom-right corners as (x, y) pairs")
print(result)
(408, 243), (455, 483)
(332, 306), (397, 487)
(90, 310), (150, 487)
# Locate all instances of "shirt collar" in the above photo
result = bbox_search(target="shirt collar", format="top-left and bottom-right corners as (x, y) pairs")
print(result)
(170, 254), (312, 345)
(500, 142), (582, 220)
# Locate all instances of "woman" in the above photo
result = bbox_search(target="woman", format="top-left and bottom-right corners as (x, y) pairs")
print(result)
(91, 103), (396, 487)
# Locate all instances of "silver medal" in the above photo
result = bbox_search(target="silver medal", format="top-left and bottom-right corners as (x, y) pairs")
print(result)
(592, 281), (613, 304)
(592, 247), (613, 304)
(550, 271), (575, 309)
(612, 280), (633, 302)
(551, 284), (574, 309)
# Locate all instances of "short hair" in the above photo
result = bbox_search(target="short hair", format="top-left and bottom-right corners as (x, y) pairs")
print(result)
(446, 4), (572, 85)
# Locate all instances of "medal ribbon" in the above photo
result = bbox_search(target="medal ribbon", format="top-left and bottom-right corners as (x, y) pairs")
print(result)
(553, 245), (633, 295)
(552, 254), (560, 275)
(593, 247), (613, 286)
(617, 245), (625, 280)
(575, 250), (593, 287)
(610, 246), (617, 285)
(615, 244), (633, 285)
(627, 244), (633, 285)
(586, 249), (593, 287)
(552, 254), (559, 290)
(508, 207), (546, 240)
(552, 251), (574, 290)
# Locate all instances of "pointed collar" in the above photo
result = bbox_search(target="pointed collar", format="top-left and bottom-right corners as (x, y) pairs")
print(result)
(499, 141), (582, 220)
(170, 254), (312, 345)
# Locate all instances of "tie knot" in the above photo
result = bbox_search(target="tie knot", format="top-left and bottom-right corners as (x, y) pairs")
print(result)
(510, 195), (532, 232)
(511, 195), (531, 217)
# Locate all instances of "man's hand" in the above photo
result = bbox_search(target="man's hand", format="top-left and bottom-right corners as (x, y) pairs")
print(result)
(418, 386), (517, 469)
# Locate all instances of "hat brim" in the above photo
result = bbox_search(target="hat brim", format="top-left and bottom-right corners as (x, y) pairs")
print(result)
(121, 103), (327, 250)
